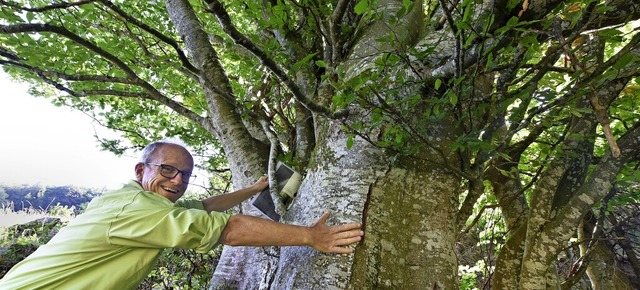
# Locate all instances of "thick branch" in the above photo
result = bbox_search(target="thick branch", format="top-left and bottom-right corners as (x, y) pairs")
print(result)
(549, 123), (640, 246)
(456, 179), (487, 234)
(260, 119), (287, 219)
(329, 0), (350, 63)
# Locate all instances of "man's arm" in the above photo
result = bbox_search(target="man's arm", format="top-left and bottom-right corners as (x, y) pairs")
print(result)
(202, 176), (268, 212)
(218, 212), (364, 254)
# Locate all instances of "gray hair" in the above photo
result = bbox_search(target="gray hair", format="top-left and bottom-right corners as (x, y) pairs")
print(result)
(139, 139), (189, 163)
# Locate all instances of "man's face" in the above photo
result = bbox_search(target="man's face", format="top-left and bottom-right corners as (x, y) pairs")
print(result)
(135, 144), (194, 202)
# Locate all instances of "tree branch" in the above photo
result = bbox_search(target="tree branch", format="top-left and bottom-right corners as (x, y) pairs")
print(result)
(437, 0), (463, 79)
(97, 0), (200, 75)
(608, 212), (640, 279)
(0, 0), (96, 12)
(551, 123), (640, 237)
(0, 60), (147, 99)
(0, 59), (136, 84)
(260, 118), (287, 219)
(0, 23), (209, 129)
(203, 0), (345, 119)
(329, 0), (350, 63)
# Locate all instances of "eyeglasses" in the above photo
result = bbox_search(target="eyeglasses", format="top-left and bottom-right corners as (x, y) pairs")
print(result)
(145, 163), (196, 184)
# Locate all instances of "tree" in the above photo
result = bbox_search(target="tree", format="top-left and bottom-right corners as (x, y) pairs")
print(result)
(1, 0), (639, 289)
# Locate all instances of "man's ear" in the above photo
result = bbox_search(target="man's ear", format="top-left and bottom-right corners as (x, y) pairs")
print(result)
(134, 163), (145, 181)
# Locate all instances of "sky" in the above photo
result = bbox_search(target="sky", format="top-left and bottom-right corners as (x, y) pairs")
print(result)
(0, 71), (137, 189)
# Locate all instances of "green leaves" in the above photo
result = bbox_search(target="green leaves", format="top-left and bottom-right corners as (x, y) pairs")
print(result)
(0, 6), (23, 23)
(434, 78), (443, 90)
(291, 52), (319, 71)
(0, 1), (224, 166)
(612, 53), (638, 70)
(354, 0), (369, 15)
(332, 90), (356, 109)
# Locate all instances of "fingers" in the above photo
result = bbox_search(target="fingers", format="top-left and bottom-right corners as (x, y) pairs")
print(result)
(309, 211), (365, 254)
(333, 222), (363, 232)
(336, 235), (363, 246)
(253, 176), (269, 191)
(333, 230), (364, 246)
(325, 235), (362, 253)
(330, 224), (364, 238)
(323, 226), (363, 253)
(313, 212), (330, 226)
(256, 176), (268, 183)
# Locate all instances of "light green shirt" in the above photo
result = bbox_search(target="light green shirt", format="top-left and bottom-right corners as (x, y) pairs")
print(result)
(0, 181), (231, 290)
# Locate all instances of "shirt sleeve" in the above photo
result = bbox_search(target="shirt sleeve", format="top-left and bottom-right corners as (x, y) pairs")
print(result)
(107, 194), (231, 253)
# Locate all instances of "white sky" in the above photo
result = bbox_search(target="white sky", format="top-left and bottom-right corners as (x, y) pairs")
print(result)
(0, 71), (137, 189)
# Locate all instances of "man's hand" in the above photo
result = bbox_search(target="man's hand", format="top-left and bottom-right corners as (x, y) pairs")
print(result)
(308, 212), (364, 254)
(202, 176), (269, 212)
(251, 176), (269, 192)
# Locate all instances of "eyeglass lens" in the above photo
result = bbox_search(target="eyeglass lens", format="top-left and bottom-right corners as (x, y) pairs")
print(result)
(159, 165), (193, 183)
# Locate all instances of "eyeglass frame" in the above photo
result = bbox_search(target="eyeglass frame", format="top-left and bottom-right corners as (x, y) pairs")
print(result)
(144, 162), (196, 184)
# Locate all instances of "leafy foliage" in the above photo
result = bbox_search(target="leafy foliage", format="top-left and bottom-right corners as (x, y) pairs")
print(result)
(138, 248), (222, 290)
(0, 209), (66, 279)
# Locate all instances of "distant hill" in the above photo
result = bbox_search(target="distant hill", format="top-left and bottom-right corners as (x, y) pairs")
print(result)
(0, 184), (105, 213)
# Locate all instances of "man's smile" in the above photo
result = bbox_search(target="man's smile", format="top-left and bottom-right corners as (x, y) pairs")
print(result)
(161, 186), (179, 194)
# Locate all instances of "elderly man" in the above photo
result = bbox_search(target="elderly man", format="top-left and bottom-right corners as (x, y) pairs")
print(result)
(0, 141), (363, 289)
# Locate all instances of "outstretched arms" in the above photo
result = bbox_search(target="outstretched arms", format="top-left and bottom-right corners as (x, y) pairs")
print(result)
(202, 176), (364, 253)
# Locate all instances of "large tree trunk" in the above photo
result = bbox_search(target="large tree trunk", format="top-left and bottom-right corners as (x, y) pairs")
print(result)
(350, 166), (460, 288)
(208, 0), (457, 288)
(164, 1), (273, 288)
(272, 117), (389, 288)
